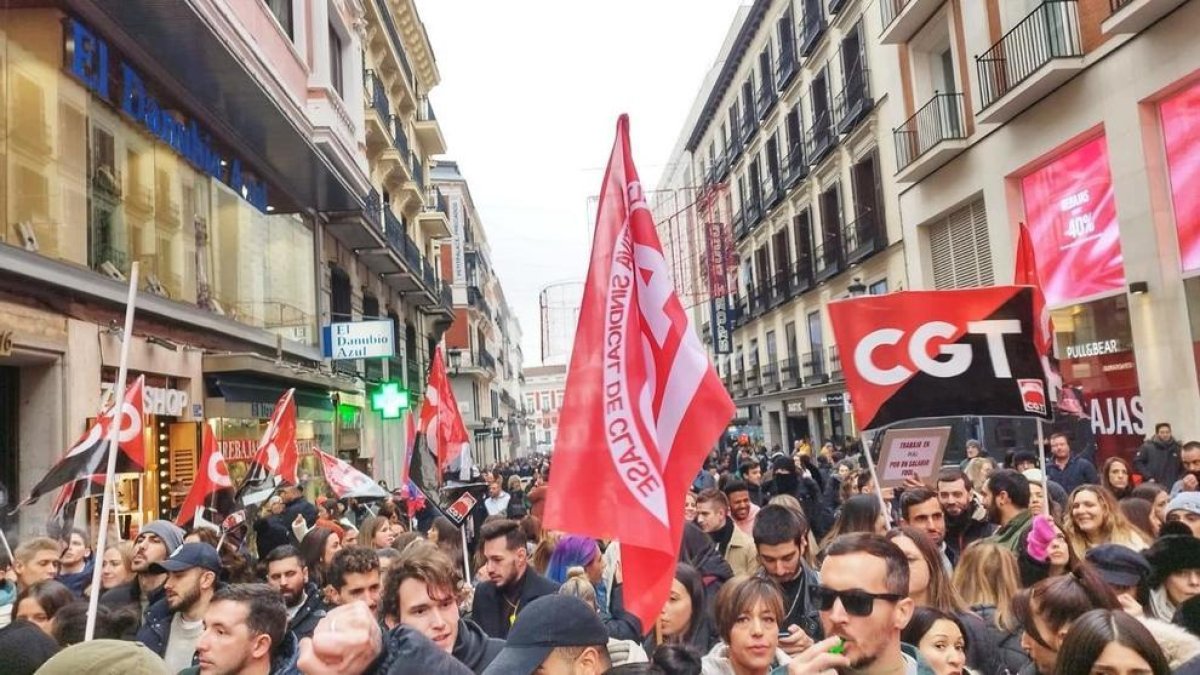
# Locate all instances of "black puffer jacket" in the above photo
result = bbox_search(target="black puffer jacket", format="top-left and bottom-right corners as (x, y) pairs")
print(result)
(452, 618), (504, 673)
(288, 583), (326, 640)
(971, 604), (1032, 675)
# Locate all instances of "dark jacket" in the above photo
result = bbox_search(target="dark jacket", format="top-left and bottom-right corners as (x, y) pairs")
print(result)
(469, 567), (560, 639)
(134, 596), (176, 657)
(944, 502), (996, 560)
(603, 582), (643, 642)
(1045, 455), (1099, 494)
(1135, 437), (1183, 486)
(971, 605), (1031, 675)
(257, 497), (318, 558)
(288, 583), (326, 640)
(374, 624), (474, 675)
(772, 563), (823, 642)
(769, 474), (832, 538)
(57, 558), (94, 597)
(100, 577), (165, 636)
(179, 630), (302, 675)
(452, 618), (504, 673)
(745, 481), (768, 507)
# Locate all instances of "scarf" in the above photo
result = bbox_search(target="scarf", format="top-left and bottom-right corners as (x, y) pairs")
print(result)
(1149, 585), (1177, 622)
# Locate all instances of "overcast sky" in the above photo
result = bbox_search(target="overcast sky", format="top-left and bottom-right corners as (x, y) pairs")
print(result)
(416, 1), (745, 365)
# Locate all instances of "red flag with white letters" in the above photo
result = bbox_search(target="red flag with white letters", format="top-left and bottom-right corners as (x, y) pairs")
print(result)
(176, 424), (236, 527)
(419, 347), (470, 476)
(544, 116), (734, 629)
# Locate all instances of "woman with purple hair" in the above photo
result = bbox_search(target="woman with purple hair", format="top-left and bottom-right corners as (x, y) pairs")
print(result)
(546, 534), (605, 586)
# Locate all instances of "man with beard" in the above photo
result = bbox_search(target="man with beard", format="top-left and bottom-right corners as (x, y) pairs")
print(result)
(1170, 441), (1200, 496)
(936, 468), (994, 561)
(470, 519), (558, 639)
(806, 533), (930, 674)
(185, 583), (297, 675)
(1045, 432), (1098, 494)
(136, 542), (221, 672)
(723, 479), (759, 535)
(1135, 422), (1184, 487)
(382, 543), (503, 673)
(752, 505), (821, 656)
(898, 487), (953, 572)
(327, 547), (384, 614)
(769, 456), (831, 539)
(981, 469), (1034, 554)
(695, 488), (758, 576)
(264, 544), (324, 640)
(101, 519), (184, 615)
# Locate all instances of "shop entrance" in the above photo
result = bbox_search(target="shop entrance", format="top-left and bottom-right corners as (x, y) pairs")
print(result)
(0, 367), (17, 530)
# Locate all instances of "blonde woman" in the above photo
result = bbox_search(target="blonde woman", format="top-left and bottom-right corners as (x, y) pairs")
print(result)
(953, 542), (1031, 674)
(1062, 485), (1149, 559)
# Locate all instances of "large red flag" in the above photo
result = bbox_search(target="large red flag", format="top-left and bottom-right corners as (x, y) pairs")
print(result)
(544, 116), (735, 629)
(235, 388), (298, 504)
(1014, 223), (1062, 404)
(418, 347), (470, 475)
(176, 424), (236, 527)
(18, 376), (146, 511)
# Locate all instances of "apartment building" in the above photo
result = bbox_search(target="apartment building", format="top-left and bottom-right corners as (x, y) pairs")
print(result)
(883, 0), (1199, 459)
(524, 364), (567, 455)
(433, 160), (528, 463)
(679, 0), (907, 450)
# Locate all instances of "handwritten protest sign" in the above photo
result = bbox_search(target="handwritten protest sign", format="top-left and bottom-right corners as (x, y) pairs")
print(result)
(876, 427), (952, 487)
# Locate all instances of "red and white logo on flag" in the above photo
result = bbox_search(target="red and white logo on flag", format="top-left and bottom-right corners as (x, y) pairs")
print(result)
(419, 347), (470, 475)
(175, 424), (234, 527)
(545, 116), (734, 630)
(317, 449), (388, 500)
(255, 389), (298, 484)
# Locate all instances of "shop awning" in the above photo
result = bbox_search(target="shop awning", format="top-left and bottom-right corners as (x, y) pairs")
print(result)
(67, 0), (362, 214)
(202, 353), (360, 395)
(205, 375), (334, 412)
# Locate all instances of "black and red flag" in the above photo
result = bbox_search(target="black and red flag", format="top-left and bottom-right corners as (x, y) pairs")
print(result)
(235, 388), (298, 506)
(829, 287), (1051, 430)
(176, 424), (236, 528)
(16, 376), (146, 512)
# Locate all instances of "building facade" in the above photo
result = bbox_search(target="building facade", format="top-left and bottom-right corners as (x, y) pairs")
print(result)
(523, 364), (567, 455)
(882, 0), (1200, 461)
(674, 0), (907, 451)
(433, 160), (527, 464)
(0, 0), (456, 535)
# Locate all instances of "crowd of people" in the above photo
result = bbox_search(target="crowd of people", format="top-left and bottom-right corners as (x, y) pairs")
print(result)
(0, 423), (1198, 675)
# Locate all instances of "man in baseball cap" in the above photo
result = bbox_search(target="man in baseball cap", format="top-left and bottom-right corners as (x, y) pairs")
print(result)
(135, 543), (221, 672)
(482, 594), (610, 674)
(1165, 492), (1200, 538)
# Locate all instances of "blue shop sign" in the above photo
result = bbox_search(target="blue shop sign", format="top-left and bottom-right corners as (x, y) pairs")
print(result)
(64, 17), (269, 212)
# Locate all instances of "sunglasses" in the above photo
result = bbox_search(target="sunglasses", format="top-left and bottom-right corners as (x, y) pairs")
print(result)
(814, 585), (905, 617)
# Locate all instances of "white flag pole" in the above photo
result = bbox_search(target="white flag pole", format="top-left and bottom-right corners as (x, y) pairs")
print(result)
(1036, 418), (1051, 515)
(861, 430), (892, 530)
(85, 262), (139, 641)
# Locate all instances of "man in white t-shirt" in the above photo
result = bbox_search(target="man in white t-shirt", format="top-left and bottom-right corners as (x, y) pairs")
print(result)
(134, 542), (220, 672)
(484, 479), (512, 517)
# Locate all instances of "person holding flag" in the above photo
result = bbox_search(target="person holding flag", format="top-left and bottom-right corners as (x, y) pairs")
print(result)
(543, 115), (735, 632)
(175, 424), (236, 530)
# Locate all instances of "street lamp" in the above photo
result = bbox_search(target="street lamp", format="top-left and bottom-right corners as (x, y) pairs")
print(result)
(447, 348), (462, 375)
(848, 277), (867, 297)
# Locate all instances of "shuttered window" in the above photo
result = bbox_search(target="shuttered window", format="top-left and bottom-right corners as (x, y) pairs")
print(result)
(929, 198), (993, 289)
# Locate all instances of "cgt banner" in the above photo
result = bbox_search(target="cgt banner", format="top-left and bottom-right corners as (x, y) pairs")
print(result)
(829, 287), (1050, 431)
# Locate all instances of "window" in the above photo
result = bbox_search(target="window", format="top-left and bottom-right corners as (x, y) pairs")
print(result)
(869, 279), (888, 295)
(807, 311), (824, 376)
(329, 25), (344, 97)
(263, 0), (292, 39)
(928, 198), (993, 289)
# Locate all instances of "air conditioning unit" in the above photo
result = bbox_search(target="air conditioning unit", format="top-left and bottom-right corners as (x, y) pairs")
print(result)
(146, 274), (168, 297)
(100, 261), (126, 281)
(16, 221), (38, 252)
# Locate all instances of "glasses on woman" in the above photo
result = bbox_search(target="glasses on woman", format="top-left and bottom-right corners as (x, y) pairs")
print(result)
(814, 585), (905, 616)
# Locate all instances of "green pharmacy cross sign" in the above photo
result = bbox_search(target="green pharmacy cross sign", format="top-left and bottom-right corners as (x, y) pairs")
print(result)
(371, 382), (409, 419)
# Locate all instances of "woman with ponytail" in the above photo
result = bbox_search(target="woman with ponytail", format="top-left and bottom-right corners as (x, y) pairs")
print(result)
(1013, 562), (1121, 674)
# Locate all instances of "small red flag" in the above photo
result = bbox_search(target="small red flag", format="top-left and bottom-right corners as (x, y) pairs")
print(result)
(235, 388), (298, 504)
(544, 116), (734, 629)
(176, 424), (235, 527)
(419, 347), (470, 475)
(316, 449), (388, 500)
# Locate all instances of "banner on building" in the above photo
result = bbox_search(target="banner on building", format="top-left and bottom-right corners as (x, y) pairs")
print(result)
(1161, 80), (1200, 272)
(829, 287), (1050, 430)
(450, 196), (467, 284)
(1021, 135), (1125, 306)
(704, 220), (733, 354)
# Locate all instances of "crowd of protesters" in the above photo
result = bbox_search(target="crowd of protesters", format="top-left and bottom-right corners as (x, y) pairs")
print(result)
(0, 423), (1198, 675)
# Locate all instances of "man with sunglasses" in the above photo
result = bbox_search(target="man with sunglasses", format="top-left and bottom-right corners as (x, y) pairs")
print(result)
(810, 533), (931, 674)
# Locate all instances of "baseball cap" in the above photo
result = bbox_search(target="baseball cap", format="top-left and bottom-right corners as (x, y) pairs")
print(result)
(1084, 544), (1151, 588)
(147, 542), (221, 575)
(481, 595), (609, 675)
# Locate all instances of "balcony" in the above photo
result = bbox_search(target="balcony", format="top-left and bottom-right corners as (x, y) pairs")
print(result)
(753, 280), (771, 315)
(731, 370), (747, 398)
(413, 98), (447, 156)
(403, 156), (426, 202)
(1103, 0), (1188, 34)
(729, 127), (745, 161)
(771, 268), (792, 306)
(763, 362), (781, 392)
(829, 0), (851, 14)
(326, 189), (393, 269)
(733, 209), (748, 241)
(842, 209), (886, 265)
(802, 351), (828, 383)
(806, 114), (837, 166)
(379, 116), (412, 185)
(793, 254), (815, 296)
(739, 110), (758, 146)
(880, 0), (946, 45)
(779, 358), (802, 390)
(734, 294), (750, 327)
(829, 345), (843, 380)
(834, 68), (874, 135)
(363, 69), (390, 139)
(894, 92), (969, 183)
(762, 175), (782, 212)
(746, 194), (763, 228)
(478, 348), (497, 375)
(799, 15), (827, 57)
(369, 0), (416, 99)
(380, 210), (424, 293)
(776, 50), (799, 91)
(782, 141), (809, 189)
(468, 285), (492, 318)
(976, 1), (1084, 124)
(813, 235), (844, 283)
(757, 81), (778, 121)
(417, 188), (452, 239)
(745, 365), (762, 395)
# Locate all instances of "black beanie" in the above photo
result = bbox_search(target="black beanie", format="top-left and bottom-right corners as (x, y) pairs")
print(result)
(1144, 534), (1200, 588)
(0, 619), (61, 675)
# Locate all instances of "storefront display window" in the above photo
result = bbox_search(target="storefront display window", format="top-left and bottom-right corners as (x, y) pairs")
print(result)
(212, 415), (332, 498)
(1161, 79), (1200, 272)
(1050, 295), (1143, 466)
(1020, 134), (1125, 306)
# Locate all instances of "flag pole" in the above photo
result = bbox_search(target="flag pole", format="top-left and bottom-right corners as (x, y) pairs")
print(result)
(1036, 419), (1050, 515)
(0, 529), (13, 566)
(861, 429), (892, 529)
(86, 262), (139, 641)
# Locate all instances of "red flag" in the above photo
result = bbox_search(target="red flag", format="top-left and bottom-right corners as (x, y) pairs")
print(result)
(1015, 223), (1061, 402)
(316, 449), (388, 500)
(235, 388), (298, 504)
(176, 424), (236, 527)
(544, 116), (734, 629)
(401, 411), (417, 488)
(419, 347), (470, 475)
(18, 376), (146, 510)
